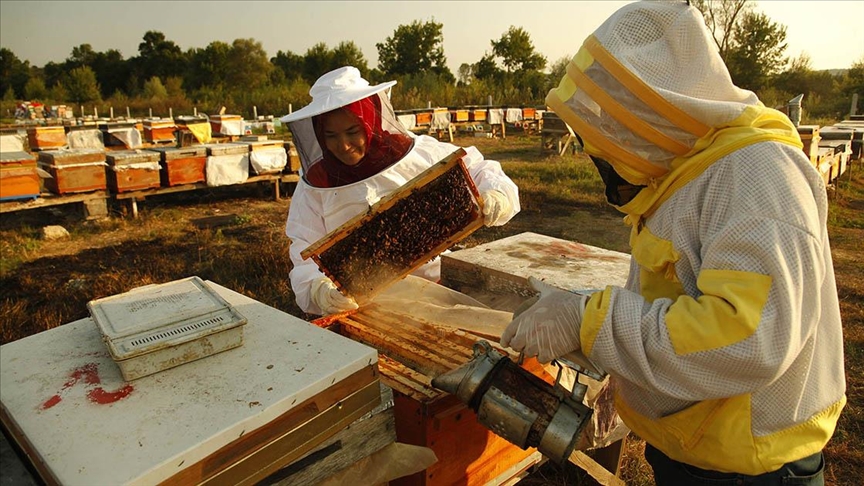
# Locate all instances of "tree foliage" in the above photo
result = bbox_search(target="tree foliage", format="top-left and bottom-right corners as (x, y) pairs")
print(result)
(693, 1), (787, 92)
(0, 48), (30, 98)
(726, 11), (787, 91)
(491, 26), (547, 73)
(64, 66), (101, 104)
(376, 20), (453, 82)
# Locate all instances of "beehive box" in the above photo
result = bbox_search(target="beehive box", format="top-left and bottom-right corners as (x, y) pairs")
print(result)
(469, 108), (487, 122)
(413, 110), (433, 127)
(87, 276), (247, 381)
(450, 108), (469, 123)
(797, 125), (821, 165)
(301, 148), (483, 304)
(285, 140), (301, 173)
(246, 140), (287, 175)
(105, 150), (161, 192)
(143, 119), (176, 143)
(37, 149), (107, 195)
(522, 107), (537, 120)
(0, 151), (40, 201)
(27, 126), (67, 150)
(327, 304), (547, 485)
(147, 146), (207, 186)
(210, 114), (244, 136)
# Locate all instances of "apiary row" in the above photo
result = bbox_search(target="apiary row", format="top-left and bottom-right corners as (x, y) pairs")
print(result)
(23, 114), (275, 152)
(0, 140), (300, 201)
(796, 119), (863, 186)
(394, 106), (544, 131)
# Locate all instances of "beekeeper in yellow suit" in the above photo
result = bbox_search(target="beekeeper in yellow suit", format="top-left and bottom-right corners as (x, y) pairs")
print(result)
(501, 1), (845, 483)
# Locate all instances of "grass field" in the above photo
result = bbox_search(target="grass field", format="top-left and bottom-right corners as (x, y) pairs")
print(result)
(0, 133), (861, 484)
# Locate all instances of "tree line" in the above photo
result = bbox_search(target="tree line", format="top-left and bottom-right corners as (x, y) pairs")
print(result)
(1, 3), (861, 124)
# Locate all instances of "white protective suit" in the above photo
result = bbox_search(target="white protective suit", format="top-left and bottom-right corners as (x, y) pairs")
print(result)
(526, 1), (845, 476)
(286, 135), (520, 315)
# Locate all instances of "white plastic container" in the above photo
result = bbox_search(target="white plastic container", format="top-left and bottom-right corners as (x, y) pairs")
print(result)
(87, 277), (247, 381)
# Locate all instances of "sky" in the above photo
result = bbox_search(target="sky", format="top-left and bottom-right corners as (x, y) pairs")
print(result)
(1, 1), (862, 75)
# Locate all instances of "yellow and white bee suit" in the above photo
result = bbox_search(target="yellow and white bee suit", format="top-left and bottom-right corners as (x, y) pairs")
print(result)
(282, 67), (520, 315)
(540, 1), (845, 475)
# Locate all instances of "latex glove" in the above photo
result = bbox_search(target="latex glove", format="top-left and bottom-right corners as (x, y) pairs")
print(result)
(311, 276), (358, 315)
(481, 190), (511, 227)
(500, 277), (588, 364)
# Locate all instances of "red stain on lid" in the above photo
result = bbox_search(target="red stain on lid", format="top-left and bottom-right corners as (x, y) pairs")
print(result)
(39, 362), (134, 410)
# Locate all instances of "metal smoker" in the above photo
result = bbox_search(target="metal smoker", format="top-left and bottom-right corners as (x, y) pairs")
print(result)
(432, 340), (594, 464)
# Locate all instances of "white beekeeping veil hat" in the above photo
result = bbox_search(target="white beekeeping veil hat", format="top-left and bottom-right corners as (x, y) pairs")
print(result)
(546, 1), (760, 186)
(279, 66), (412, 184)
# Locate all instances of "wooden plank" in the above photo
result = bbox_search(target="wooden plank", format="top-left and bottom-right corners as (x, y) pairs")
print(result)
(0, 191), (109, 214)
(112, 173), (299, 200)
(263, 384), (396, 486)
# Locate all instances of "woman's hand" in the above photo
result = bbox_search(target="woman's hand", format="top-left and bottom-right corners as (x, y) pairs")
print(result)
(311, 276), (359, 315)
(482, 190), (512, 226)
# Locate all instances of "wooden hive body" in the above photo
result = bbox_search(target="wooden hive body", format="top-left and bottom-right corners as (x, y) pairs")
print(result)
(37, 149), (107, 194)
(0, 151), (40, 200)
(328, 304), (548, 486)
(301, 148), (484, 304)
(148, 146), (208, 186)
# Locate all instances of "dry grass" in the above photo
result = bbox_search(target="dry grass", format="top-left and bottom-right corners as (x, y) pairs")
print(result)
(0, 134), (861, 485)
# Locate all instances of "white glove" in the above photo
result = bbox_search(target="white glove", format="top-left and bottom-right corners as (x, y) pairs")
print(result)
(311, 276), (358, 315)
(481, 190), (511, 227)
(500, 277), (588, 364)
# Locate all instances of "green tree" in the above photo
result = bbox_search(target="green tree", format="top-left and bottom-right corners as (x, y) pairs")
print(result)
(490, 26), (547, 73)
(187, 41), (232, 90)
(64, 66), (101, 103)
(24, 77), (48, 100)
(271, 50), (304, 82)
(457, 63), (474, 86)
(0, 48), (31, 98)
(692, 0), (751, 60)
(302, 43), (334, 83)
(227, 38), (273, 90)
(164, 76), (185, 98)
(332, 41), (368, 77)
(376, 19), (453, 82)
(135, 31), (187, 81)
(473, 54), (500, 82)
(726, 11), (787, 91)
(142, 76), (168, 100)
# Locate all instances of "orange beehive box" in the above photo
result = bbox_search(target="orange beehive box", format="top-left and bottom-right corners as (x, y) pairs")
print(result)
(147, 146), (207, 186)
(469, 108), (487, 122)
(0, 151), (40, 201)
(37, 149), (107, 195)
(414, 111), (433, 126)
(27, 126), (67, 150)
(522, 107), (537, 120)
(105, 150), (162, 192)
(326, 304), (547, 486)
(450, 109), (469, 123)
(143, 119), (176, 143)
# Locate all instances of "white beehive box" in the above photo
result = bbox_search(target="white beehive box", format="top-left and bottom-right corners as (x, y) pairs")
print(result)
(87, 277), (247, 381)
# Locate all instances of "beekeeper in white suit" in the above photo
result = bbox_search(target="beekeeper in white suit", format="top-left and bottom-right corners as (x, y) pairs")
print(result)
(500, 1), (845, 484)
(282, 66), (520, 316)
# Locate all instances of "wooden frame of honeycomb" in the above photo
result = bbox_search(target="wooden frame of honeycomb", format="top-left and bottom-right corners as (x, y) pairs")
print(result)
(301, 148), (484, 304)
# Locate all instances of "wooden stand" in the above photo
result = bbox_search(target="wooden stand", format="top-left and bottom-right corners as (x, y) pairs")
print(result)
(113, 173), (299, 218)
